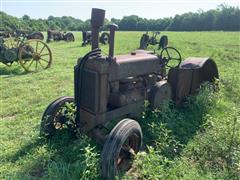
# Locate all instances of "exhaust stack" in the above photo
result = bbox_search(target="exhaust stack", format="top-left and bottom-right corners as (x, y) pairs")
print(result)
(91, 8), (105, 50)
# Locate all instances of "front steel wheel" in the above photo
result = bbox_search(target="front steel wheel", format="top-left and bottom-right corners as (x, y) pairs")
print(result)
(18, 40), (52, 72)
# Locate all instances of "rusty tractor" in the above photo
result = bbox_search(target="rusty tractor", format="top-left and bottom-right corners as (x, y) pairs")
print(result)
(40, 8), (219, 179)
(46, 30), (75, 43)
(15, 29), (44, 40)
(140, 31), (168, 50)
(82, 30), (109, 46)
(0, 36), (52, 72)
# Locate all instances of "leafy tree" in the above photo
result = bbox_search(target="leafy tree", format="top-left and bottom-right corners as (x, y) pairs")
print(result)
(0, 5), (239, 32)
(22, 14), (30, 21)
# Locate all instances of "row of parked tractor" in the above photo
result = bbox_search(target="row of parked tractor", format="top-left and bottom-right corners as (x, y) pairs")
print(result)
(0, 28), (168, 47)
(0, 29), (110, 45)
(0, 27), (169, 73)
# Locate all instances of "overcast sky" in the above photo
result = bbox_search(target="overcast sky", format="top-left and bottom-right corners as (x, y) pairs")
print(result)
(1, 0), (239, 20)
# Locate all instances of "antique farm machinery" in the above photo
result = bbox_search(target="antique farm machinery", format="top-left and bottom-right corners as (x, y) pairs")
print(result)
(0, 29), (44, 40)
(82, 30), (109, 46)
(40, 8), (219, 179)
(46, 30), (75, 43)
(0, 36), (52, 72)
(140, 31), (168, 50)
(15, 29), (44, 40)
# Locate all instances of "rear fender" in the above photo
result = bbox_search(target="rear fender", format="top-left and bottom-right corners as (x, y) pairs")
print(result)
(168, 57), (219, 103)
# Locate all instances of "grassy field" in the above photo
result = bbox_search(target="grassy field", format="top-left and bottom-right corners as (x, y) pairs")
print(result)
(0, 31), (240, 179)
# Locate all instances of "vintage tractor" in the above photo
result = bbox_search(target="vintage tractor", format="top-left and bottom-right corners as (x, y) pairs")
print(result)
(82, 30), (109, 46)
(46, 30), (75, 43)
(140, 31), (168, 50)
(0, 36), (52, 72)
(40, 8), (219, 179)
(26, 31), (44, 40)
(15, 29), (44, 40)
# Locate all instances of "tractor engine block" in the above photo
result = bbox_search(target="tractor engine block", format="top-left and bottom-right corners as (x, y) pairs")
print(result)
(108, 77), (146, 107)
(108, 74), (163, 107)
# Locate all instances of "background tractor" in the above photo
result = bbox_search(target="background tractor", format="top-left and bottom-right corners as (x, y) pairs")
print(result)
(46, 30), (75, 43)
(15, 29), (44, 40)
(140, 31), (168, 50)
(82, 30), (109, 46)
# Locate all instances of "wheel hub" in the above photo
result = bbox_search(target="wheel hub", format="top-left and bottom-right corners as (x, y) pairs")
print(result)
(33, 53), (40, 61)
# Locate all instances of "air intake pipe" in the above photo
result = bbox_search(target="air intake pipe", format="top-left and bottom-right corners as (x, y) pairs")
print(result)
(108, 24), (118, 58)
(91, 8), (105, 50)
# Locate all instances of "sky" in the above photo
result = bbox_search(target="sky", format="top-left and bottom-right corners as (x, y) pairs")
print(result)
(1, 0), (239, 20)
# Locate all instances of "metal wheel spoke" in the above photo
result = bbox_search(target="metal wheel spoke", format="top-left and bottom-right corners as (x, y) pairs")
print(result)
(35, 61), (38, 71)
(40, 57), (49, 63)
(36, 41), (38, 52)
(40, 53), (49, 57)
(166, 49), (171, 59)
(38, 60), (45, 68)
(39, 45), (46, 54)
(172, 58), (180, 60)
(27, 60), (34, 70)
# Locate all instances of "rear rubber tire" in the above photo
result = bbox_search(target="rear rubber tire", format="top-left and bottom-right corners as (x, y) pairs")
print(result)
(101, 118), (142, 179)
(32, 32), (44, 40)
(139, 34), (149, 49)
(65, 32), (75, 42)
(159, 35), (168, 49)
(100, 32), (109, 45)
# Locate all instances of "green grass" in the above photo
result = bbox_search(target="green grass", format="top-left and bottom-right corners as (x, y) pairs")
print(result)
(0, 31), (240, 179)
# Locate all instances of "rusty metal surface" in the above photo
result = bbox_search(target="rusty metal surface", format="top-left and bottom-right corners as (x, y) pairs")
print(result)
(149, 80), (172, 109)
(168, 57), (219, 103)
(115, 51), (157, 62)
(167, 68), (193, 103)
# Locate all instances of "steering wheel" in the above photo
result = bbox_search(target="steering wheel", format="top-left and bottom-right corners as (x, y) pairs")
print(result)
(160, 47), (182, 68)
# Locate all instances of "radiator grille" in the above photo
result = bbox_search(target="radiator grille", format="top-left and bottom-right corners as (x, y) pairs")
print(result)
(81, 69), (99, 113)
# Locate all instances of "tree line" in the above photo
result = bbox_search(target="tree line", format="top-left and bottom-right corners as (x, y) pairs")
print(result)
(0, 4), (239, 32)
